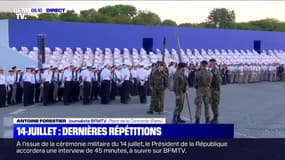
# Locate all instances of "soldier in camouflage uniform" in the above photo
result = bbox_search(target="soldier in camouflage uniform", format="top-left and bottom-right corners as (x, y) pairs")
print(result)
(147, 62), (168, 114)
(173, 63), (188, 123)
(159, 61), (169, 113)
(209, 59), (222, 124)
(194, 60), (213, 124)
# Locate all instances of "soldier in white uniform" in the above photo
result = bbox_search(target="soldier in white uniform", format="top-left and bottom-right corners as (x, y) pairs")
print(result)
(137, 65), (148, 104)
(238, 64), (244, 83)
(91, 66), (100, 101)
(63, 65), (73, 105)
(57, 67), (64, 102)
(256, 64), (261, 82)
(42, 66), (53, 106)
(81, 66), (93, 105)
(130, 65), (138, 96)
(269, 64), (276, 82)
(30, 68), (36, 104)
(228, 65), (234, 84)
(272, 63), (277, 81)
(100, 64), (112, 104)
(34, 68), (42, 103)
(15, 69), (24, 104)
(261, 64), (267, 81)
(0, 68), (7, 107)
(120, 64), (131, 104)
(7, 70), (16, 105)
(249, 64), (255, 82)
(23, 67), (34, 106)
(52, 67), (59, 102)
(243, 64), (250, 83)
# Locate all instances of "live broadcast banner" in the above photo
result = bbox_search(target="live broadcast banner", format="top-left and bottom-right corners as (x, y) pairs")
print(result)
(13, 118), (234, 139)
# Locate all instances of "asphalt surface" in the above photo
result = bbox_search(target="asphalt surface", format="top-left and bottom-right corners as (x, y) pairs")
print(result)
(1, 81), (285, 138)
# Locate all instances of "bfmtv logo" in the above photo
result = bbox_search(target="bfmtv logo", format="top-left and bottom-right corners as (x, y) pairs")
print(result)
(13, 8), (66, 20)
(13, 8), (30, 19)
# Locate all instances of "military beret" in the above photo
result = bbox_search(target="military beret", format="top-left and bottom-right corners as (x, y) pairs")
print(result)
(209, 59), (217, 62)
(201, 60), (208, 65)
(178, 62), (187, 68)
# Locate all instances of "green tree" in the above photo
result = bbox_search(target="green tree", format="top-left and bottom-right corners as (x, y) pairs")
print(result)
(161, 19), (177, 26)
(59, 10), (79, 22)
(235, 22), (258, 30)
(98, 5), (137, 18)
(249, 18), (279, 31)
(112, 15), (131, 24)
(207, 8), (235, 29)
(25, 15), (37, 20)
(38, 13), (59, 21)
(275, 22), (285, 32)
(79, 9), (97, 22)
(0, 12), (17, 19)
(93, 12), (112, 23)
(133, 11), (161, 25)
(179, 23), (193, 27)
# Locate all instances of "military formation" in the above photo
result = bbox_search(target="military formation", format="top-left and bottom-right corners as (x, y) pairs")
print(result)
(0, 64), (155, 107)
(1, 58), (285, 125)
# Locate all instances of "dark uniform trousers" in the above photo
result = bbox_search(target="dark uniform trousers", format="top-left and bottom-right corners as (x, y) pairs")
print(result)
(43, 82), (50, 105)
(130, 78), (138, 96)
(91, 81), (99, 100)
(134, 78), (139, 96)
(74, 81), (80, 101)
(16, 82), (23, 104)
(138, 81), (147, 104)
(30, 83), (35, 104)
(129, 79), (134, 96)
(23, 81), (31, 106)
(7, 85), (13, 105)
(0, 84), (6, 107)
(120, 80), (130, 104)
(48, 82), (54, 103)
(58, 82), (64, 101)
(83, 81), (91, 104)
(34, 82), (41, 103)
(101, 80), (111, 104)
(63, 81), (71, 105)
(146, 80), (151, 96)
(110, 80), (118, 100)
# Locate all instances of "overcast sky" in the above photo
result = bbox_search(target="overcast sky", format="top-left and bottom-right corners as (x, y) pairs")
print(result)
(0, 1), (285, 24)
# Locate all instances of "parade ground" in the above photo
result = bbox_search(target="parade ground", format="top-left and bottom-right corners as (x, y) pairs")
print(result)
(1, 81), (285, 138)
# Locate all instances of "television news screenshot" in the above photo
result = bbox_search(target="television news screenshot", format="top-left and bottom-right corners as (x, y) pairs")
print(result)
(0, 1), (284, 160)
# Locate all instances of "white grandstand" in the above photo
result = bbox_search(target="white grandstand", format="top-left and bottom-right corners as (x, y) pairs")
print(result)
(13, 46), (285, 68)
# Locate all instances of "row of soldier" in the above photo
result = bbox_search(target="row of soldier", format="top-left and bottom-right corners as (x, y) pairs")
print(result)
(0, 64), (153, 107)
(221, 63), (285, 84)
(184, 63), (285, 87)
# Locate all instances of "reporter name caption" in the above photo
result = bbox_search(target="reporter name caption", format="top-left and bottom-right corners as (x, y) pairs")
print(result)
(13, 118), (234, 139)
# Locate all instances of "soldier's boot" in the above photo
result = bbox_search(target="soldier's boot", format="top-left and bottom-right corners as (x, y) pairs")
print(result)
(172, 115), (178, 123)
(195, 118), (200, 124)
(205, 117), (210, 124)
(210, 116), (218, 124)
(177, 115), (186, 123)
